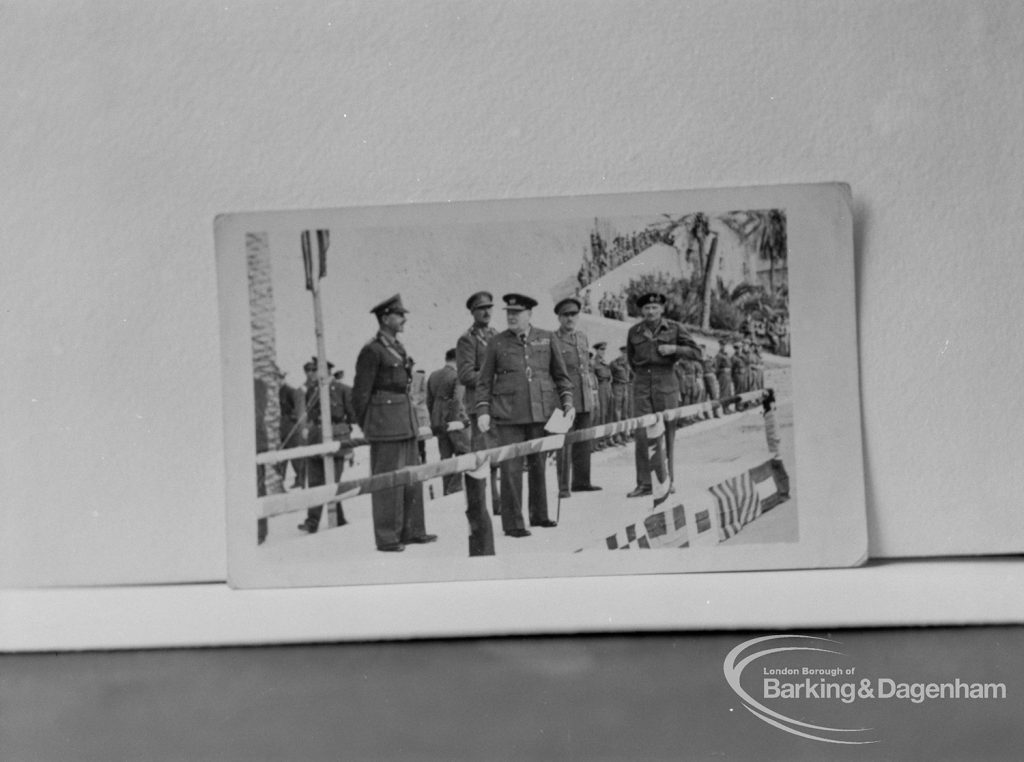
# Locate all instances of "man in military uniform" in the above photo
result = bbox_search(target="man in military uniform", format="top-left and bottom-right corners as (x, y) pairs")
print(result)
(297, 357), (355, 533)
(476, 293), (574, 536)
(702, 346), (720, 418)
(427, 348), (470, 496)
(277, 371), (302, 483)
(750, 341), (765, 390)
(732, 340), (750, 399)
(626, 292), (703, 497)
(351, 294), (436, 552)
(592, 341), (613, 450)
(552, 296), (601, 498)
(609, 344), (633, 446)
(456, 290), (501, 520)
(715, 339), (735, 413)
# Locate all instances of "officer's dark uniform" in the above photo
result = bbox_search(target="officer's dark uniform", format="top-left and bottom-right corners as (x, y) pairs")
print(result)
(351, 294), (434, 552)
(715, 342), (735, 413)
(609, 346), (633, 445)
(298, 358), (354, 533)
(426, 357), (468, 496)
(731, 342), (750, 396)
(626, 293), (702, 495)
(456, 291), (502, 526)
(475, 293), (573, 535)
(592, 342), (613, 449)
(552, 297), (599, 495)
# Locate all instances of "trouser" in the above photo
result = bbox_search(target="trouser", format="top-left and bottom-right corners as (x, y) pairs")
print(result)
(633, 417), (676, 491)
(611, 384), (630, 442)
(465, 415), (501, 515)
(463, 418), (496, 557)
(556, 410), (593, 491)
(369, 438), (426, 549)
(597, 383), (612, 446)
(433, 425), (469, 495)
(305, 453), (347, 526)
(718, 374), (735, 411)
(631, 371), (679, 490)
(496, 422), (550, 533)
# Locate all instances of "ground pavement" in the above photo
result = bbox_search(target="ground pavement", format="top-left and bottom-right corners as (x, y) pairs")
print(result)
(261, 387), (796, 562)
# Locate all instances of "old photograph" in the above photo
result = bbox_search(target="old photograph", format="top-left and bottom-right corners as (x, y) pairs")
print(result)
(217, 184), (866, 588)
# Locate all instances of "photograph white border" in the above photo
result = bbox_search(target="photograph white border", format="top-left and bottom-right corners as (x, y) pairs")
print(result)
(216, 183), (866, 589)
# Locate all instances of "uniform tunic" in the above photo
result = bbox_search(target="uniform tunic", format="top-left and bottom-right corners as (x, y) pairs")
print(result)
(626, 318), (702, 490)
(609, 354), (634, 425)
(476, 327), (573, 532)
(352, 332), (428, 549)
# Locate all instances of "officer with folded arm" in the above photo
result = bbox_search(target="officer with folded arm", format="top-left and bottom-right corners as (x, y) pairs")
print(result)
(626, 292), (703, 497)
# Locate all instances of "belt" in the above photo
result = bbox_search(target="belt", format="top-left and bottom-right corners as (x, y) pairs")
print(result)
(373, 386), (408, 395)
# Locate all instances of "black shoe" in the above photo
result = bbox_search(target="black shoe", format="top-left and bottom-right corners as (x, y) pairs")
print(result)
(530, 519), (558, 528)
(558, 489), (571, 499)
(404, 534), (438, 544)
(377, 543), (405, 552)
(297, 519), (319, 533)
(626, 487), (652, 498)
(504, 529), (532, 538)
(572, 485), (602, 492)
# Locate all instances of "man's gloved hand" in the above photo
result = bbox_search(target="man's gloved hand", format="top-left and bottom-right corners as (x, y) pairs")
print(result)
(477, 414), (491, 433)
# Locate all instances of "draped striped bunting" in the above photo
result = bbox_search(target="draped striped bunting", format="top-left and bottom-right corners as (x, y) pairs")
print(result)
(583, 457), (790, 551)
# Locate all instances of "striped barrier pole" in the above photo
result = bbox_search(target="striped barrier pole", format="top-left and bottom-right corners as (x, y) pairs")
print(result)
(258, 390), (775, 522)
(254, 427), (437, 467)
(258, 433), (566, 520)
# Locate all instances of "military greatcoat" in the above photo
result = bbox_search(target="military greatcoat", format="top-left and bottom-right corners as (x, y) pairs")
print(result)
(475, 326), (573, 533)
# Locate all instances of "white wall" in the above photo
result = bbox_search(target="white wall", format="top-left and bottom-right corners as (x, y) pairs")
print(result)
(3, 0), (1022, 586)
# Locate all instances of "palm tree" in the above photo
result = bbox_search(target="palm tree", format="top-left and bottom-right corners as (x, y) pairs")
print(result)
(719, 209), (788, 295)
(648, 212), (719, 328)
(247, 232), (284, 496)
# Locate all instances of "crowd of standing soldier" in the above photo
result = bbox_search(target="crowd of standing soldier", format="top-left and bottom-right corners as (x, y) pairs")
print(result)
(257, 287), (768, 552)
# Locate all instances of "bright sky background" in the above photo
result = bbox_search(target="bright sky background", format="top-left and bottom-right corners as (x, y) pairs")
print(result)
(253, 207), (748, 385)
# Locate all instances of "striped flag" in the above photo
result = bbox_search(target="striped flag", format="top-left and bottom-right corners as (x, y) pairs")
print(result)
(709, 470), (762, 540)
(748, 460), (785, 512)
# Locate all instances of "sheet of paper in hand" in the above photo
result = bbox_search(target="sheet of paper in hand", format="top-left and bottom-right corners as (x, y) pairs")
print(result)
(215, 183), (866, 589)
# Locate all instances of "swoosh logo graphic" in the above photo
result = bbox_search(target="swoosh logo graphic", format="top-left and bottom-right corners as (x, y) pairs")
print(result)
(723, 634), (877, 745)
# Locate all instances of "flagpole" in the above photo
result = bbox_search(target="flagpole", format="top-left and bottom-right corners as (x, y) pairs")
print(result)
(304, 230), (336, 529)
